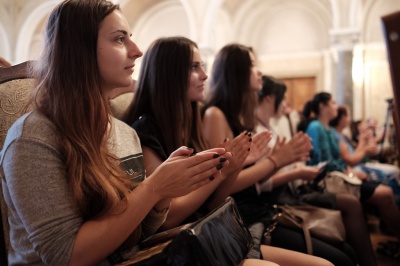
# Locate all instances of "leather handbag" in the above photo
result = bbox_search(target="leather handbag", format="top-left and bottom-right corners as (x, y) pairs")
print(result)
(120, 196), (254, 265)
(321, 171), (361, 199)
(265, 204), (346, 255)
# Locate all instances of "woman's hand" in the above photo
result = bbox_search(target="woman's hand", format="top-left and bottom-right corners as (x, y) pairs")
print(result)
(295, 165), (321, 181)
(219, 131), (251, 176)
(244, 131), (272, 165)
(144, 146), (231, 198)
(271, 132), (313, 169)
(354, 171), (369, 181)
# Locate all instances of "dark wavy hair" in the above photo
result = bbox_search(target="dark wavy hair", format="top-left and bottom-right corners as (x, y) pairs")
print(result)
(31, 0), (132, 220)
(126, 36), (208, 155)
(258, 75), (287, 112)
(330, 106), (348, 128)
(202, 43), (256, 134)
(297, 92), (332, 132)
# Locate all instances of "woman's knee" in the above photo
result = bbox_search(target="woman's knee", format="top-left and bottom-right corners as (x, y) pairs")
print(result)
(369, 184), (395, 205)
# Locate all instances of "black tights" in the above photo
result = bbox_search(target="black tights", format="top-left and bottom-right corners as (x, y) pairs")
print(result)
(336, 193), (377, 266)
(271, 226), (357, 266)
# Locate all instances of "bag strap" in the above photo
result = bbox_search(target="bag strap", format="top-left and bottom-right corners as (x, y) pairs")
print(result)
(266, 205), (313, 255)
(279, 209), (313, 255)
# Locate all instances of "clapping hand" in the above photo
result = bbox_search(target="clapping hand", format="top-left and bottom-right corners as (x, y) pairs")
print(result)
(218, 131), (251, 176)
(244, 131), (272, 166)
(270, 132), (313, 169)
(145, 146), (231, 198)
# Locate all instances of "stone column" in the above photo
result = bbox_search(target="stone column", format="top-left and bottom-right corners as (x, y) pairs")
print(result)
(330, 29), (360, 115)
(336, 49), (353, 107)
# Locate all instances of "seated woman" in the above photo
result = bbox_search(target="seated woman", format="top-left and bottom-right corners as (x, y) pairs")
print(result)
(302, 92), (400, 239)
(0, 1), (230, 264)
(202, 43), (358, 266)
(126, 36), (333, 266)
(256, 75), (377, 266)
(330, 106), (400, 207)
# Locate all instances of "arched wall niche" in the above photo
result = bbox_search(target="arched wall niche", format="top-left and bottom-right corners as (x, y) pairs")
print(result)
(209, 8), (234, 53)
(130, 1), (191, 55)
(251, 7), (329, 55)
(212, 0), (333, 95)
(201, 0), (224, 49)
(348, 0), (361, 29)
(0, 4), (12, 61)
(362, 0), (400, 43)
(28, 17), (47, 60)
(120, 0), (164, 32)
(0, 23), (11, 61)
(226, 0), (332, 55)
(15, 0), (59, 63)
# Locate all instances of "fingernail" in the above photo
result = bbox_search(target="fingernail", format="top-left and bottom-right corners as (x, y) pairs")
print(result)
(213, 153), (220, 158)
(220, 157), (227, 163)
(247, 148), (250, 151)
(216, 164), (223, 170)
(190, 152), (197, 157)
(209, 176), (215, 181)
(187, 147), (194, 151)
(224, 138), (227, 142)
(249, 138), (252, 142)
(247, 132), (252, 136)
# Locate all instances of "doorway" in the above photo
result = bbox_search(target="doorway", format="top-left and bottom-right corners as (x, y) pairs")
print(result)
(280, 76), (316, 112)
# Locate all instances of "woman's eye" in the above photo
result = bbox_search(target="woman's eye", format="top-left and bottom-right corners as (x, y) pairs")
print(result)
(116, 37), (124, 43)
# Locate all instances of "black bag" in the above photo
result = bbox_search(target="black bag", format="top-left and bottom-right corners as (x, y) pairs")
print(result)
(121, 197), (254, 265)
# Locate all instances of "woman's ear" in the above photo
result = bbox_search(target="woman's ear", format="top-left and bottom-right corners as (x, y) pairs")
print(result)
(265, 95), (274, 103)
(319, 102), (325, 112)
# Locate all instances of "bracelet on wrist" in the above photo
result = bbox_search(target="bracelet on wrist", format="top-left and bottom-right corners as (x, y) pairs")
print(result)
(152, 203), (171, 214)
(267, 156), (278, 171)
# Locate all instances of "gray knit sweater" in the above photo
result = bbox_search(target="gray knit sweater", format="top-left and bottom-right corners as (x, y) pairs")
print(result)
(0, 111), (166, 265)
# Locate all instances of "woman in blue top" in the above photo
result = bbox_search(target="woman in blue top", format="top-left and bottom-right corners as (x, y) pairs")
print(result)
(302, 92), (400, 239)
(330, 106), (400, 207)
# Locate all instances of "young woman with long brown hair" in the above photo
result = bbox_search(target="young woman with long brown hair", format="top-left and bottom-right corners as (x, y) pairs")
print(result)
(202, 44), (358, 266)
(0, 1), (228, 264)
(127, 36), (333, 266)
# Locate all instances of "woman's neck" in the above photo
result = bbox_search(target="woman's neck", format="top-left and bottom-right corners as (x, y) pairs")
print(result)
(318, 115), (330, 129)
(334, 124), (345, 133)
(256, 104), (273, 128)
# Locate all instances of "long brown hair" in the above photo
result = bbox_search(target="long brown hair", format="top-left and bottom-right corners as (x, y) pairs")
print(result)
(31, 0), (131, 220)
(126, 36), (208, 155)
(202, 44), (257, 134)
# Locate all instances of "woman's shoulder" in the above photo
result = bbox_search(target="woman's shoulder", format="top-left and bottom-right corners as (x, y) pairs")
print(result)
(306, 120), (324, 132)
(1, 110), (60, 164)
(8, 110), (58, 142)
(131, 114), (161, 138)
(203, 106), (226, 121)
(128, 114), (168, 159)
(308, 120), (322, 128)
(131, 114), (157, 131)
